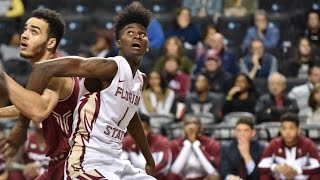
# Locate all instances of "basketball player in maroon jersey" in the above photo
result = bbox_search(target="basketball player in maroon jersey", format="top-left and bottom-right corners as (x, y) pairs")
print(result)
(0, 9), (79, 180)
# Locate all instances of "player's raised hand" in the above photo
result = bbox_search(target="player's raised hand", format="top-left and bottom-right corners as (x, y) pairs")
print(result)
(145, 160), (155, 177)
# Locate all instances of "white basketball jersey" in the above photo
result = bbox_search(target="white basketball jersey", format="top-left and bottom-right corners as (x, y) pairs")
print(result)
(69, 56), (144, 156)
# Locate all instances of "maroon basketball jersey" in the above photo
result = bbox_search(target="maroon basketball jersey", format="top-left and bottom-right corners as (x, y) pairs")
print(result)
(41, 53), (80, 158)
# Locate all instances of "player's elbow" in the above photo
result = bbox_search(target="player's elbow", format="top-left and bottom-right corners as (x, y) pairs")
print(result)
(28, 109), (50, 123)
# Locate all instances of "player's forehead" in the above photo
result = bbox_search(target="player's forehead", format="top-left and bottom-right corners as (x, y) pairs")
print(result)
(25, 17), (49, 31)
(123, 23), (146, 32)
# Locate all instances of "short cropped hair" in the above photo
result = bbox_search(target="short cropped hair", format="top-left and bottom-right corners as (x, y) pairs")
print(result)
(280, 112), (300, 127)
(114, 1), (152, 40)
(31, 9), (65, 50)
(236, 117), (254, 129)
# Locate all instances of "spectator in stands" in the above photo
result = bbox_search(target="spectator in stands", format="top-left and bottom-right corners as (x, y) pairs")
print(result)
(258, 112), (320, 180)
(239, 38), (278, 79)
(0, 31), (26, 62)
(147, 19), (165, 50)
(89, 29), (117, 58)
(182, 0), (222, 19)
(185, 74), (223, 122)
(166, 7), (201, 47)
(0, 0), (24, 18)
(167, 115), (220, 180)
(195, 24), (219, 61)
(155, 37), (193, 74)
(195, 33), (239, 76)
(282, 37), (320, 78)
(0, 124), (7, 179)
(289, 64), (320, 119)
(223, 73), (258, 115)
(223, 0), (257, 17)
(161, 56), (190, 102)
(305, 11), (320, 46)
(307, 85), (320, 124)
(197, 49), (233, 94)
(139, 18), (165, 75)
(220, 117), (264, 180)
(255, 73), (299, 124)
(8, 123), (50, 180)
(140, 70), (177, 116)
(241, 9), (280, 52)
(122, 113), (171, 180)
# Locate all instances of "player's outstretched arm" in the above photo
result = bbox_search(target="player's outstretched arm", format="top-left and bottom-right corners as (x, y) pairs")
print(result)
(127, 112), (155, 176)
(32, 56), (118, 81)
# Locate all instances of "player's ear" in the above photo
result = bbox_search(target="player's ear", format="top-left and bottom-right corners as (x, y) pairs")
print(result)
(47, 38), (57, 50)
(116, 39), (121, 49)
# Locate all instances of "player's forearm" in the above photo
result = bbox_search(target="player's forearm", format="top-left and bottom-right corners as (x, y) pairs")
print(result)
(127, 113), (154, 166)
(0, 105), (20, 118)
(33, 56), (117, 80)
(5, 74), (48, 119)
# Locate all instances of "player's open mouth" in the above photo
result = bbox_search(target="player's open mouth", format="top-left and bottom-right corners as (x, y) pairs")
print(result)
(131, 43), (141, 49)
(20, 42), (28, 50)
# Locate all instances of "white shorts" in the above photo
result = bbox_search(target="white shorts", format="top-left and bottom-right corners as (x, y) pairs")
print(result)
(64, 150), (156, 180)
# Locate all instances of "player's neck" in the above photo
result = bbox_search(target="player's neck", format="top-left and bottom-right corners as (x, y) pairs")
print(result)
(30, 51), (56, 64)
(120, 53), (141, 77)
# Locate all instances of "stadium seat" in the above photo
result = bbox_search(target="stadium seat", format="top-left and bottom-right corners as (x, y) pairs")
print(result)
(223, 111), (256, 125)
(218, 15), (252, 47)
(267, 13), (295, 43)
(298, 0), (320, 11)
(149, 113), (175, 135)
(61, 0), (95, 16)
(258, 0), (298, 14)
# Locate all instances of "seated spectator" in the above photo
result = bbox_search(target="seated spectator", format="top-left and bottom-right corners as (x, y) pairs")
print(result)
(220, 117), (265, 180)
(155, 37), (193, 74)
(241, 9), (280, 52)
(0, 31), (27, 62)
(255, 73), (298, 124)
(304, 11), (320, 46)
(139, 18), (165, 75)
(223, 0), (257, 17)
(182, 0), (222, 19)
(282, 37), (320, 78)
(8, 123), (50, 180)
(122, 113), (172, 180)
(89, 29), (118, 58)
(195, 33), (239, 76)
(289, 64), (320, 119)
(167, 115), (220, 180)
(197, 50), (232, 94)
(307, 85), (320, 124)
(140, 71), (177, 116)
(0, 124), (7, 179)
(0, 0), (24, 18)
(239, 38), (278, 79)
(166, 7), (201, 47)
(196, 24), (219, 60)
(147, 18), (165, 50)
(185, 74), (223, 122)
(161, 56), (190, 102)
(223, 73), (258, 115)
(258, 112), (320, 180)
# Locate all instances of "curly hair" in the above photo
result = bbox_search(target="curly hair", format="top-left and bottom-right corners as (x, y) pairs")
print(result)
(114, 1), (152, 40)
(31, 9), (65, 50)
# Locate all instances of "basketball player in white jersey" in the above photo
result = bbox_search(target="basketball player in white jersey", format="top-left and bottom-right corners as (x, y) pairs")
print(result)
(12, 2), (156, 179)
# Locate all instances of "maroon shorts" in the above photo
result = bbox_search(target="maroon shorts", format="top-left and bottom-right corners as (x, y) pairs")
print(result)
(35, 159), (66, 180)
